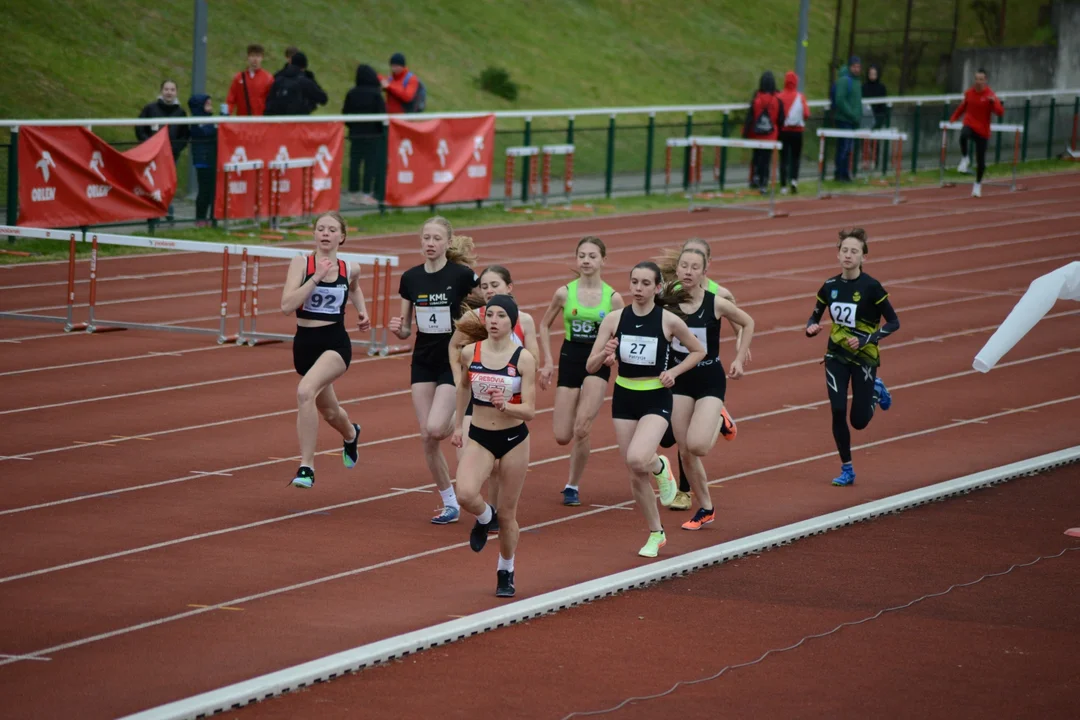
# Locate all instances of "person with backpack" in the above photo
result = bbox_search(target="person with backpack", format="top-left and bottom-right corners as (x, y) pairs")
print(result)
(265, 51), (327, 116)
(831, 56), (863, 182)
(742, 71), (783, 193)
(381, 52), (426, 113)
(777, 70), (810, 194)
(225, 44), (274, 116)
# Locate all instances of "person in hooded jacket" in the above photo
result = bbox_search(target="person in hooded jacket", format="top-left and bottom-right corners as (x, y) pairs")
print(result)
(832, 57), (862, 181)
(380, 52), (421, 114)
(266, 52), (327, 116)
(777, 70), (810, 194)
(742, 71), (784, 193)
(343, 64), (387, 201)
(136, 80), (189, 161)
(188, 94), (218, 227)
(862, 65), (889, 129)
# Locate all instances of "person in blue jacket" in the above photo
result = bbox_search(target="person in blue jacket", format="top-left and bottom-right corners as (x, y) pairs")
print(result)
(188, 94), (218, 227)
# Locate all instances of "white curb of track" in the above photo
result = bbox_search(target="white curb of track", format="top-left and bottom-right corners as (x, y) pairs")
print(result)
(120, 445), (1080, 720)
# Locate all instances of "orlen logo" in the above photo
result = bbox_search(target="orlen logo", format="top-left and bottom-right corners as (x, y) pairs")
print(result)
(31, 151), (57, 203)
(397, 139), (414, 184)
(467, 135), (487, 179)
(133, 160), (163, 202)
(433, 138), (453, 184)
(86, 151), (112, 199)
(312, 144), (334, 192)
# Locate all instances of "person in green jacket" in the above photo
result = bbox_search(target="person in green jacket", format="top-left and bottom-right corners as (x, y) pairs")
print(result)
(832, 56), (862, 181)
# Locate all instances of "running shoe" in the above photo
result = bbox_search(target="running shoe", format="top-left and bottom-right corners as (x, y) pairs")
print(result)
(971, 182), (982, 198)
(670, 490), (692, 511)
(832, 463), (856, 487)
(470, 510), (497, 552)
(431, 506), (461, 525)
(562, 486), (581, 507)
(652, 455), (677, 507)
(342, 423), (361, 468)
(719, 407), (737, 441)
(487, 514), (500, 536)
(638, 530), (667, 558)
(957, 156), (970, 174)
(496, 570), (516, 598)
(875, 377), (892, 411)
(290, 466), (314, 489)
(681, 507), (716, 531)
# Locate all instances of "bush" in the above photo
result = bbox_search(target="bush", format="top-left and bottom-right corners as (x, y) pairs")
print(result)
(476, 66), (519, 101)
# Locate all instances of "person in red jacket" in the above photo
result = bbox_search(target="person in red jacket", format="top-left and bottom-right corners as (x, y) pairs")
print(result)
(743, 71), (784, 194)
(777, 70), (810, 194)
(950, 68), (1004, 198)
(380, 52), (421, 114)
(225, 44), (275, 116)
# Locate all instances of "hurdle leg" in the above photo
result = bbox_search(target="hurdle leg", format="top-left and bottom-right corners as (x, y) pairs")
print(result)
(368, 261), (380, 354)
(664, 144), (672, 194)
(565, 151), (574, 206)
(768, 146), (778, 218)
(222, 168), (230, 232)
(1011, 130), (1020, 192)
(894, 138), (904, 204)
(939, 127), (947, 187)
(541, 151), (551, 208)
(217, 248), (230, 344)
(235, 249), (248, 344)
(817, 134), (826, 199)
(504, 154), (515, 211)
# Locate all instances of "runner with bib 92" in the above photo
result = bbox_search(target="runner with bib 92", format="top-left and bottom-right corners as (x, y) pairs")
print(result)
(805, 228), (900, 487)
(280, 212), (370, 489)
(586, 262), (705, 558)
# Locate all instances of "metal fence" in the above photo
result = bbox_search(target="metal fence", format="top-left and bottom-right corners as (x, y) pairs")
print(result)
(2, 89), (1077, 228)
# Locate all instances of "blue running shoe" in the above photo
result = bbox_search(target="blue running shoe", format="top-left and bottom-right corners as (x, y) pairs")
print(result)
(832, 463), (856, 487)
(562, 486), (581, 506)
(290, 466), (314, 489)
(342, 423), (361, 468)
(875, 377), (892, 411)
(431, 505), (460, 525)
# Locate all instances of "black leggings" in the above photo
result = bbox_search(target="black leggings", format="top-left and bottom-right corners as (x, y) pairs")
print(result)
(960, 126), (989, 182)
(825, 357), (879, 464)
(779, 131), (803, 185)
(195, 166), (216, 221)
(750, 148), (772, 189)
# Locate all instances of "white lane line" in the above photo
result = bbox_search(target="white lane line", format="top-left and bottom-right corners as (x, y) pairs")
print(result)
(3, 391), (1075, 665)
(1, 348), (1074, 583)
(0, 344), (237, 378)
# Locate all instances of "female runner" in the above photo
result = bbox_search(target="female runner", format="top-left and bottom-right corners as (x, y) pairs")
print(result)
(669, 246), (755, 530)
(656, 236), (749, 510)
(451, 296), (537, 598)
(806, 228), (900, 486)
(280, 212), (371, 488)
(449, 265), (542, 531)
(586, 262), (705, 558)
(388, 217), (479, 522)
(538, 237), (624, 507)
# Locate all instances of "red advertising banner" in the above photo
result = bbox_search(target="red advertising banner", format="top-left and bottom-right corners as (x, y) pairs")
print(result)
(385, 115), (495, 206)
(18, 127), (176, 228)
(215, 122), (343, 219)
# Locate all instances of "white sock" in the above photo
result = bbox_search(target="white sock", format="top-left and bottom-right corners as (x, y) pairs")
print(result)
(497, 554), (515, 572)
(476, 503), (493, 524)
(564, 483), (577, 491)
(439, 486), (459, 509)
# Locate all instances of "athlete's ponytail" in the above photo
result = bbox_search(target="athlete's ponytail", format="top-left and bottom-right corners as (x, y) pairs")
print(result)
(447, 234), (478, 266)
(454, 310), (488, 344)
(631, 261), (692, 318)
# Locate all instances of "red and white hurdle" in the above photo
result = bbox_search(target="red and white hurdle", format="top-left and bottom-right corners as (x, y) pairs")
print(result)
(938, 121), (1025, 192)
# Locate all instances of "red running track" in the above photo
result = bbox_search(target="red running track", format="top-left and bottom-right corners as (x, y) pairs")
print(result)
(0, 175), (1078, 718)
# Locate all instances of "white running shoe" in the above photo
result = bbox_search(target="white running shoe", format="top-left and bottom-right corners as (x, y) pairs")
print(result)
(957, 156), (971, 174)
(972, 182), (982, 198)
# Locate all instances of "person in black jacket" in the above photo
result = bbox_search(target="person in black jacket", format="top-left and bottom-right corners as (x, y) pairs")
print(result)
(266, 52), (327, 116)
(188, 93), (218, 227)
(863, 65), (889, 129)
(136, 80), (189, 161)
(343, 64), (387, 201)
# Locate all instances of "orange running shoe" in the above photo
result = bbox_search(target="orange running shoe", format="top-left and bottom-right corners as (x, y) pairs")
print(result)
(719, 408), (737, 441)
(681, 507), (716, 531)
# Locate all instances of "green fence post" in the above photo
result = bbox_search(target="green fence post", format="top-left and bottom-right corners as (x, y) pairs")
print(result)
(604, 114), (616, 199)
(1046, 97), (1056, 160)
(719, 112), (729, 191)
(566, 116), (575, 145)
(520, 117), (533, 203)
(1021, 98), (1031, 162)
(882, 105), (892, 174)
(5, 128), (17, 227)
(682, 112), (694, 190)
(911, 102), (921, 174)
(644, 113), (655, 195)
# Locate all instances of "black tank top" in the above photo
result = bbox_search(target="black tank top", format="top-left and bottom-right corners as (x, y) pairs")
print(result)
(670, 291), (721, 367)
(615, 303), (669, 378)
(296, 256), (349, 323)
(469, 344), (524, 407)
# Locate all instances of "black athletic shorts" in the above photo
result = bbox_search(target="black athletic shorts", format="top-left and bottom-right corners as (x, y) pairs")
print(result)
(293, 324), (352, 376)
(672, 361), (727, 401)
(611, 384), (672, 422)
(468, 423), (529, 460)
(557, 340), (611, 388)
(410, 356), (455, 386)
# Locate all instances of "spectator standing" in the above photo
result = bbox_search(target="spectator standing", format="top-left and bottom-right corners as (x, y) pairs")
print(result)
(276, 46), (300, 78)
(381, 52), (424, 113)
(831, 56), (862, 181)
(136, 80), (189, 161)
(188, 93), (217, 227)
(266, 52), (328, 116)
(343, 64), (387, 203)
(862, 65), (889, 129)
(777, 70), (810, 194)
(742, 71), (783, 193)
(226, 44), (274, 116)
(949, 68), (1004, 198)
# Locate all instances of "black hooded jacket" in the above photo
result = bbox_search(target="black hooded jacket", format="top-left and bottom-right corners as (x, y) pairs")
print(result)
(187, 94), (217, 168)
(135, 97), (189, 159)
(342, 64), (387, 137)
(863, 65), (888, 122)
(266, 64), (328, 116)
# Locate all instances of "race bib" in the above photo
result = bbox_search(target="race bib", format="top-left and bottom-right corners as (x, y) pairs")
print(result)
(417, 306), (452, 334)
(672, 326), (707, 354)
(569, 318), (598, 341)
(302, 286), (346, 315)
(830, 302), (857, 329)
(619, 334), (658, 366)
(471, 372), (516, 403)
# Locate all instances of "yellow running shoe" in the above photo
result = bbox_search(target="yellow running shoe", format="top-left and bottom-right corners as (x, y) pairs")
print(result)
(638, 530), (667, 558)
(653, 455), (676, 507)
(669, 490), (692, 511)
